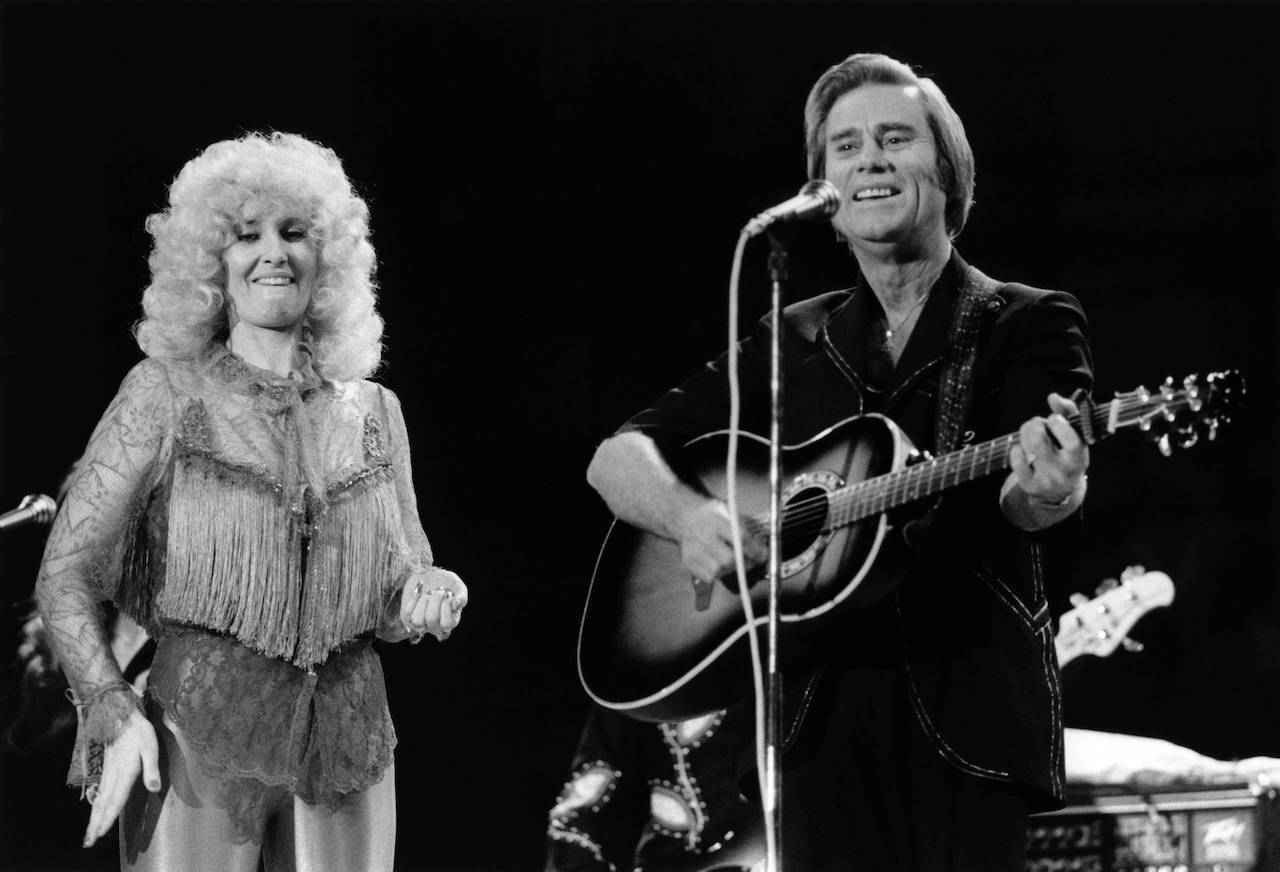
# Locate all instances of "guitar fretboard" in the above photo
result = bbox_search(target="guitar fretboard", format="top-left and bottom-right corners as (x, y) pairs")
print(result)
(817, 387), (1174, 529)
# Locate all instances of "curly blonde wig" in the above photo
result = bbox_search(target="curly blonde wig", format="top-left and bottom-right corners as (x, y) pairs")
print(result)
(135, 132), (383, 381)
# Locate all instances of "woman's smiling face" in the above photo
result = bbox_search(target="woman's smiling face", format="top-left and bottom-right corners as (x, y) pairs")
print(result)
(223, 204), (317, 331)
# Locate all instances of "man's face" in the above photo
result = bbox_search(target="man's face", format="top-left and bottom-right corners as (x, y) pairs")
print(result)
(823, 84), (948, 250)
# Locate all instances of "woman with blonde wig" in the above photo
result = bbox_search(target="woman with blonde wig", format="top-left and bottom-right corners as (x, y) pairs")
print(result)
(35, 131), (467, 871)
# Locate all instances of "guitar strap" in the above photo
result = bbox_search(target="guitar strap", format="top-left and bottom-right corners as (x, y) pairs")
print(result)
(933, 264), (1004, 455)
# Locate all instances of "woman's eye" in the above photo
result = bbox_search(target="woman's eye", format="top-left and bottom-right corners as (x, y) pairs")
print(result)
(283, 228), (307, 242)
(236, 232), (259, 243)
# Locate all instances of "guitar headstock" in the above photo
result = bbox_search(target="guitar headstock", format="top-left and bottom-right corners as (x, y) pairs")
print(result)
(1056, 568), (1175, 666)
(1107, 370), (1244, 457)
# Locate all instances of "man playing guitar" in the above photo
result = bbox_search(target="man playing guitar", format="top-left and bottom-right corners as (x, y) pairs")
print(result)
(582, 52), (1090, 871)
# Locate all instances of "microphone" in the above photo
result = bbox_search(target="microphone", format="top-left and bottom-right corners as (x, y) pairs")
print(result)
(0, 494), (58, 532)
(744, 179), (841, 236)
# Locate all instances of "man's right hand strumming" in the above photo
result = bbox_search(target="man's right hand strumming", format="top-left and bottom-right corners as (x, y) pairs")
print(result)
(587, 431), (765, 585)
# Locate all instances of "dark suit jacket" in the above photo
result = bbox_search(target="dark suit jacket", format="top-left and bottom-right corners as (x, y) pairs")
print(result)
(621, 251), (1093, 809)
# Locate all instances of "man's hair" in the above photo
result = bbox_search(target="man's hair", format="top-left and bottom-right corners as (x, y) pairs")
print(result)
(135, 132), (383, 381)
(804, 53), (975, 238)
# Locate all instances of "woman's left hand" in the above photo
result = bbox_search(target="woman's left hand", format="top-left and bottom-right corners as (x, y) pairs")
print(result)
(400, 566), (468, 643)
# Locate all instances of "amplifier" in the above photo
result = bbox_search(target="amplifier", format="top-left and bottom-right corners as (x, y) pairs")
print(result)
(1027, 785), (1280, 872)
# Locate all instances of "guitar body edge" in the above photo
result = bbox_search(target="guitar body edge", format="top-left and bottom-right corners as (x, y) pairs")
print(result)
(578, 415), (918, 722)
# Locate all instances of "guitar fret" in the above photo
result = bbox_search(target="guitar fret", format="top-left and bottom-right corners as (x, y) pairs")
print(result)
(826, 385), (1195, 528)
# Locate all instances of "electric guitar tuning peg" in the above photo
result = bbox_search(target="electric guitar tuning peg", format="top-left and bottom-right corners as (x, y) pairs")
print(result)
(1120, 565), (1145, 581)
(1095, 577), (1119, 596)
(1157, 433), (1172, 457)
(1121, 637), (1145, 653)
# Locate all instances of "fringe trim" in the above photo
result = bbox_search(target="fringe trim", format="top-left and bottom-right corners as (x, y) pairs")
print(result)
(158, 452), (403, 669)
(117, 492), (165, 632)
(295, 470), (404, 666)
(162, 454), (299, 661)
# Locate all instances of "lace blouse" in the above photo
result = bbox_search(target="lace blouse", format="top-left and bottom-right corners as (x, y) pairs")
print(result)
(35, 344), (431, 834)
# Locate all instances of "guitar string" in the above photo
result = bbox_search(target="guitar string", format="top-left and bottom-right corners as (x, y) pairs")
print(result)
(765, 387), (1175, 537)
(762, 403), (1102, 529)
(754, 389), (1190, 537)
(801, 384), (1208, 529)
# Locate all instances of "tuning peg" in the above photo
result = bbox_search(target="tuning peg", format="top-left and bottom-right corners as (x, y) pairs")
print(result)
(1121, 638), (1145, 653)
(1160, 377), (1176, 401)
(1069, 592), (1090, 609)
(1207, 419), (1219, 441)
(1178, 429), (1199, 449)
(1094, 577), (1119, 596)
(1120, 565), (1145, 581)
(1183, 375), (1202, 412)
(1157, 433), (1172, 457)
(1135, 385), (1150, 403)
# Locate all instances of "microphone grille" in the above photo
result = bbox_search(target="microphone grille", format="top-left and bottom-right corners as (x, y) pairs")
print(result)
(800, 179), (840, 217)
(31, 494), (57, 524)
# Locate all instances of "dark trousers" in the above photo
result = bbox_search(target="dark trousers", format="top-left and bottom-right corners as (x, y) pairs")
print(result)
(780, 663), (1029, 872)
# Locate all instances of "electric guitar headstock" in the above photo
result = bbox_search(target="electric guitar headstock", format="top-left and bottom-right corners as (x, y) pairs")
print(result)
(1088, 370), (1244, 457)
(1056, 567), (1175, 668)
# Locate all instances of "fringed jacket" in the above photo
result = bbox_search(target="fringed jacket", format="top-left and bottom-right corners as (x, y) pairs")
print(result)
(35, 344), (432, 836)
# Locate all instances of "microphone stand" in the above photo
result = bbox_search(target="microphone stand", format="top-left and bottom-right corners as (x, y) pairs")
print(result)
(762, 228), (790, 872)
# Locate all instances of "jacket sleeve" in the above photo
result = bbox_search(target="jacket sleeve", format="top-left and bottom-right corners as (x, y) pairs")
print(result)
(992, 289), (1094, 436)
(616, 313), (777, 485)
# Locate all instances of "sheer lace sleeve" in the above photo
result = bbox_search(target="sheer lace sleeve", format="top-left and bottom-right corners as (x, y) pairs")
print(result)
(376, 387), (434, 632)
(34, 359), (175, 788)
(382, 387), (433, 567)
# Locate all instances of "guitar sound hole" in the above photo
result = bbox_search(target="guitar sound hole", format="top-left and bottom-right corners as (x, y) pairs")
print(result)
(781, 487), (829, 560)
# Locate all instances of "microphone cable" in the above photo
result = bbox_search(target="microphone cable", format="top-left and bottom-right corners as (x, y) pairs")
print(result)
(725, 226), (777, 870)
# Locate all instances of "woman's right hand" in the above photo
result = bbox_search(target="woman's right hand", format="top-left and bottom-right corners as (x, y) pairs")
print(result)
(83, 708), (161, 847)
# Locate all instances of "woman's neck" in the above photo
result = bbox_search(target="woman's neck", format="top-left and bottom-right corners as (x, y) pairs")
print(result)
(226, 322), (305, 377)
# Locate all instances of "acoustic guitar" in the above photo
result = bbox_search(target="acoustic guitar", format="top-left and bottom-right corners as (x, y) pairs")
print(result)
(578, 372), (1238, 722)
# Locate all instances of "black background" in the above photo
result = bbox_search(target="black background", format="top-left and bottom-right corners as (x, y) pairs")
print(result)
(1, 1), (1277, 869)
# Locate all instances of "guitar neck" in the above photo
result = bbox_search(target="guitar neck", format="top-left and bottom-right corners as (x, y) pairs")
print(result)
(827, 397), (1120, 528)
